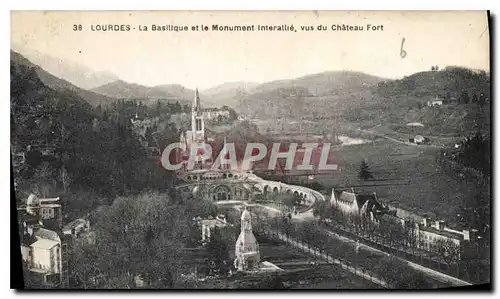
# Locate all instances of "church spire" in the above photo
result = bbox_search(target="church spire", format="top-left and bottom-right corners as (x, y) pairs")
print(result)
(193, 87), (200, 112)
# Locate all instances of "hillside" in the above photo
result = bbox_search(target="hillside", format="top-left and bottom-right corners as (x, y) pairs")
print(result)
(203, 81), (259, 96)
(91, 80), (194, 106)
(375, 67), (490, 101)
(254, 71), (384, 96)
(10, 50), (113, 107)
(11, 45), (119, 89)
(201, 81), (259, 108)
(344, 67), (491, 136)
(237, 71), (384, 118)
(233, 67), (490, 137)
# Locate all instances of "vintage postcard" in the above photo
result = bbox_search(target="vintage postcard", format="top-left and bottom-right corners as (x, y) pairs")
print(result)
(10, 11), (491, 290)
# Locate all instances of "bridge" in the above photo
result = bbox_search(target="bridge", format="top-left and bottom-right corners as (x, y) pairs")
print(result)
(175, 170), (326, 207)
(243, 172), (326, 207)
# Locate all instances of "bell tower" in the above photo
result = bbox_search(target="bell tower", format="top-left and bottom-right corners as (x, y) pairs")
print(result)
(191, 88), (205, 142)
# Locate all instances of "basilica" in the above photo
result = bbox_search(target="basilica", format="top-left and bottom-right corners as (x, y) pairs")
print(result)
(179, 88), (207, 168)
(176, 89), (256, 202)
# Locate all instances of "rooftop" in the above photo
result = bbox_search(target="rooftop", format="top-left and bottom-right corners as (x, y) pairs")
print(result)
(40, 203), (61, 208)
(30, 238), (59, 250)
(38, 197), (60, 203)
(335, 191), (383, 211)
(33, 228), (61, 242)
(62, 219), (88, 232)
(419, 224), (464, 240)
(199, 218), (229, 229)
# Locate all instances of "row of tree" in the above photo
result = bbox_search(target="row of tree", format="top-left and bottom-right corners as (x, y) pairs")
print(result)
(248, 209), (437, 289)
(312, 200), (489, 283)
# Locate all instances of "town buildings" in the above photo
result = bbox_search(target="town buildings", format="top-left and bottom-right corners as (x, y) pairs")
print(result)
(17, 193), (69, 287)
(202, 107), (231, 121)
(330, 188), (386, 218)
(414, 218), (478, 260)
(329, 188), (478, 261)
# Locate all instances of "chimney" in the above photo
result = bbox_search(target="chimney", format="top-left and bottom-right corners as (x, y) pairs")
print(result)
(435, 220), (445, 230)
(470, 229), (478, 240)
(462, 230), (470, 241)
(400, 219), (407, 227)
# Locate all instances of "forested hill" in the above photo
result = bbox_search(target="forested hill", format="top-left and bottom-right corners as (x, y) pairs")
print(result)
(91, 80), (194, 106)
(11, 50), (114, 107)
(374, 66), (491, 102)
(11, 56), (177, 212)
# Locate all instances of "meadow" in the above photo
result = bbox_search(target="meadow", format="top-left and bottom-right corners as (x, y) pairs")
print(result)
(314, 140), (474, 227)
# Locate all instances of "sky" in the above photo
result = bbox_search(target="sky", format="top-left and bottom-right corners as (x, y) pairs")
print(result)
(11, 11), (490, 90)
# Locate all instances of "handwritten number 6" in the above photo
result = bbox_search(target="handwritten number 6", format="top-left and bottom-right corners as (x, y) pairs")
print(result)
(400, 37), (407, 59)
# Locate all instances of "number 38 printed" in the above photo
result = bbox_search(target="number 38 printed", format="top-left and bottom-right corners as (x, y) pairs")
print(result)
(73, 24), (82, 31)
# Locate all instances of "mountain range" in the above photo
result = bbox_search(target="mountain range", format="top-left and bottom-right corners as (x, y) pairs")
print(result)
(10, 49), (491, 137)
(11, 48), (388, 110)
(11, 44), (119, 90)
(90, 81), (195, 106)
(11, 50), (114, 107)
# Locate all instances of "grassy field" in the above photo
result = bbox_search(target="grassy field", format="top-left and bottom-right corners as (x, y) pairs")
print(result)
(253, 235), (380, 289)
(313, 140), (475, 227)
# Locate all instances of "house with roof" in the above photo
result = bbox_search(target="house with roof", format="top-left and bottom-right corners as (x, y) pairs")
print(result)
(330, 188), (386, 217)
(62, 218), (90, 237)
(372, 211), (478, 260)
(18, 193), (63, 232)
(427, 96), (444, 107)
(415, 218), (479, 260)
(197, 214), (232, 244)
(20, 227), (62, 285)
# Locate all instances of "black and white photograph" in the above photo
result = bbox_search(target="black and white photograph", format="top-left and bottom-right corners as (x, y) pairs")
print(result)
(10, 10), (491, 290)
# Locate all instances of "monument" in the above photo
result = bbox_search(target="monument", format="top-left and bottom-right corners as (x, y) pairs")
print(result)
(234, 205), (261, 271)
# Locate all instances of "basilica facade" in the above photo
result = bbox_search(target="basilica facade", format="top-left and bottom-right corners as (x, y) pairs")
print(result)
(177, 90), (258, 202)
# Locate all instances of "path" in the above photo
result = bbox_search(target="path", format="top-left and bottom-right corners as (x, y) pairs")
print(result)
(359, 128), (443, 149)
(229, 204), (387, 288)
(322, 230), (472, 287)
(272, 230), (388, 288)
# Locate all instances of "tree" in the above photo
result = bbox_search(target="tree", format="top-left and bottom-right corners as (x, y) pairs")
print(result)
(435, 239), (461, 266)
(206, 227), (230, 276)
(70, 192), (206, 289)
(358, 159), (374, 180)
(459, 90), (470, 104)
(378, 256), (433, 289)
(59, 165), (72, 194)
(313, 200), (332, 221)
(402, 219), (419, 255)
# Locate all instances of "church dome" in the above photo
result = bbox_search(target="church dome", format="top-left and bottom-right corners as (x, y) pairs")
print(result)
(27, 193), (39, 206)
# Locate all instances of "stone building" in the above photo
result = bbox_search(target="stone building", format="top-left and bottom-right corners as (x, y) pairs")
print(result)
(330, 188), (385, 217)
(234, 206), (260, 271)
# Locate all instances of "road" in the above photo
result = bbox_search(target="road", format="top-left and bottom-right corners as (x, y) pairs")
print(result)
(358, 128), (443, 149)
